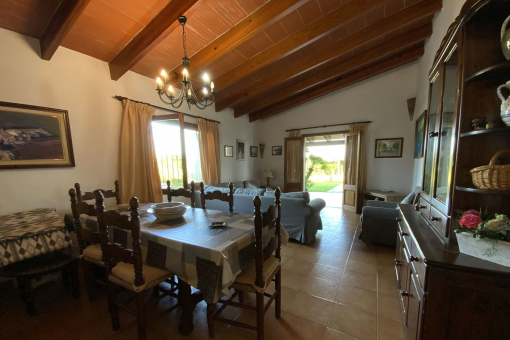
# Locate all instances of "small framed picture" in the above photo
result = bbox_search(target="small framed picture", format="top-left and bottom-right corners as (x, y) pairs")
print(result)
(237, 139), (245, 160)
(414, 111), (427, 158)
(272, 146), (282, 156)
(250, 146), (258, 157)
(224, 145), (233, 157)
(375, 138), (403, 158)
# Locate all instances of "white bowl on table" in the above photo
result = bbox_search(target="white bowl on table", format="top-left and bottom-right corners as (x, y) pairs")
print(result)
(148, 202), (189, 220)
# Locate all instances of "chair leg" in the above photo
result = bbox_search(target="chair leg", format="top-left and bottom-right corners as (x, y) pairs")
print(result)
(237, 290), (244, 304)
(256, 292), (265, 340)
(275, 269), (281, 319)
(17, 276), (36, 317)
(136, 292), (147, 340)
(106, 280), (120, 331)
(69, 260), (81, 299)
(206, 303), (215, 338)
(82, 260), (97, 302)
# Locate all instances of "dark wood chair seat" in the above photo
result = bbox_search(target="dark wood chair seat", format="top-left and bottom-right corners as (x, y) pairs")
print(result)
(0, 251), (80, 316)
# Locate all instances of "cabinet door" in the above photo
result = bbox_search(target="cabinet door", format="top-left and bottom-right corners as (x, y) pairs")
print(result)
(399, 246), (411, 320)
(407, 271), (423, 340)
(422, 75), (441, 201)
(433, 48), (458, 215)
(395, 230), (403, 288)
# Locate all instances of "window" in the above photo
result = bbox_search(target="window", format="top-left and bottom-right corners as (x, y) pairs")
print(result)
(152, 114), (201, 189)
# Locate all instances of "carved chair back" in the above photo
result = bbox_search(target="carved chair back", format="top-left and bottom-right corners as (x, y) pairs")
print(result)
(95, 191), (145, 288)
(200, 182), (234, 213)
(76, 181), (121, 205)
(253, 188), (282, 289)
(164, 180), (195, 208)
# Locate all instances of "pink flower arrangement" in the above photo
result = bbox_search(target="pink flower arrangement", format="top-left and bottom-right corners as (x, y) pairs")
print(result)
(459, 211), (483, 229)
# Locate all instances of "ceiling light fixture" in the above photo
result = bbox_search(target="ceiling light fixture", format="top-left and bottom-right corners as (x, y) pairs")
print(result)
(155, 16), (215, 110)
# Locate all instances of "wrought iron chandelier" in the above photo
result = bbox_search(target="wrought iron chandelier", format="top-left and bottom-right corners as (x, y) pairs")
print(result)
(155, 16), (215, 110)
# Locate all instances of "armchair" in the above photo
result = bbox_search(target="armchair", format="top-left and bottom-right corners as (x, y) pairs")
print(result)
(359, 201), (400, 246)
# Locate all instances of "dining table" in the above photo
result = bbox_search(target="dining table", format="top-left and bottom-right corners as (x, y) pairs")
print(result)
(65, 203), (288, 335)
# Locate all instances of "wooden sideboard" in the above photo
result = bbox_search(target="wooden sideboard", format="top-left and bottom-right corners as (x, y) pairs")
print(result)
(396, 205), (510, 340)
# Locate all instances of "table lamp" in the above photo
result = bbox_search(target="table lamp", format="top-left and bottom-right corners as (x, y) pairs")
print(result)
(263, 169), (273, 187)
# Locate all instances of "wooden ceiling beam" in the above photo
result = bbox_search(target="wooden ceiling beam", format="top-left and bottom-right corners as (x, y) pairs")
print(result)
(216, 0), (442, 113)
(213, 0), (388, 93)
(236, 24), (432, 117)
(164, 0), (308, 87)
(39, 0), (91, 61)
(249, 45), (425, 122)
(108, 0), (201, 81)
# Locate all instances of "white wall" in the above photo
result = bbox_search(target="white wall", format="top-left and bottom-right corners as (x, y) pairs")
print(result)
(253, 63), (419, 194)
(412, 0), (468, 187)
(0, 29), (256, 215)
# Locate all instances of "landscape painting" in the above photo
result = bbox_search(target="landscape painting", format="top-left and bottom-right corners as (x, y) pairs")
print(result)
(0, 102), (75, 169)
(375, 138), (403, 158)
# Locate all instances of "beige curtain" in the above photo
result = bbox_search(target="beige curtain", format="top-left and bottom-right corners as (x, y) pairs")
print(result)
(119, 99), (163, 203)
(197, 118), (221, 184)
(351, 123), (368, 211)
(287, 130), (302, 184)
(345, 134), (358, 186)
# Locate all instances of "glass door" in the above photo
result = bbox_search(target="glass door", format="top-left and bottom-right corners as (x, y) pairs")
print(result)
(433, 48), (458, 214)
(422, 74), (441, 200)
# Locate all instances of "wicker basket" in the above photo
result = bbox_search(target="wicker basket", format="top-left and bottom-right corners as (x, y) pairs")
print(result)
(470, 150), (510, 190)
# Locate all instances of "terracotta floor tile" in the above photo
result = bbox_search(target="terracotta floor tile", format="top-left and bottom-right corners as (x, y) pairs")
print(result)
(345, 259), (377, 275)
(334, 285), (377, 314)
(265, 282), (299, 312)
(378, 277), (398, 297)
(286, 292), (334, 326)
(377, 293), (402, 322)
(300, 276), (340, 301)
(377, 315), (404, 340)
(317, 253), (348, 268)
(342, 270), (377, 292)
(283, 257), (315, 275)
(323, 328), (362, 340)
(291, 248), (323, 263)
(309, 263), (344, 282)
(328, 304), (377, 340)
(280, 268), (308, 291)
(274, 313), (327, 340)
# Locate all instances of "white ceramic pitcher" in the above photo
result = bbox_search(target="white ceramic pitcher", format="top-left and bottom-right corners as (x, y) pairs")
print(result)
(497, 80), (510, 126)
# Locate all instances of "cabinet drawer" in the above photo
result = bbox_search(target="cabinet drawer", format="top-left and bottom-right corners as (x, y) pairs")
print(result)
(410, 245), (426, 289)
(417, 198), (430, 220)
(429, 206), (448, 237)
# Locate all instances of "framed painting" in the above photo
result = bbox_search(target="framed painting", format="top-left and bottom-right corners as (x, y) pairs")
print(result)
(272, 146), (282, 156)
(224, 145), (233, 157)
(0, 101), (75, 169)
(375, 138), (403, 158)
(414, 110), (427, 158)
(250, 146), (258, 157)
(236, 139), (245, 160)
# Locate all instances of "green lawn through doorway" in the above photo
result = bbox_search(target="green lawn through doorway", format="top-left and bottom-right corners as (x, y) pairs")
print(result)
(307, 181), (343, 192)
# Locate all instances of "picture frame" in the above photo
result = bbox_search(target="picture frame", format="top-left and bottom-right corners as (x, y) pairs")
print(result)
(250, 146), (258, 157)
(375, 138), (403, 158)
(224, 145), (233, 157)
(236, 139), (245, 160)
(414, 110), (427, 158)
(272, 146), (282, 156)
(0, 101), (75, 170)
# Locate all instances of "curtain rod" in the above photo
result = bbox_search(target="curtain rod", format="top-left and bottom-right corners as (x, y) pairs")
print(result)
(286, 121), (371, 132)
(113, 95), (220, 124)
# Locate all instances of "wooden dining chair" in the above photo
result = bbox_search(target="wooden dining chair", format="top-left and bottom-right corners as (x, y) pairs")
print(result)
(68, 181), (119, 301)
(206, 188), (282, 340)
(163, 180), (196, 207)
(95, 191), (178, 340)
(200, 181), (234, 213)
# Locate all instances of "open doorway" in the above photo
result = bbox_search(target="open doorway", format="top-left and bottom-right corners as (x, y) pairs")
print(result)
(304, 133), (346, 208)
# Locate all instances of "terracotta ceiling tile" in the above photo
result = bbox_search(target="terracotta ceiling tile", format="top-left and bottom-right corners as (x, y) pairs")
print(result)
(279, 10), (305, 36)
(250, 63), (278, 81)
(285, 50), (304, 65)
(249, 31), (273, 52)
(211, 0), (249, 26)
(208, 57), (235, 75)
(299, 35), (331, 58)
(404, 0), (422, 7)
(96, 0), (167, 24)
(235, 40), (260, 59)
(187, 19), (218, 43)
(0, 0), (60, 39)
(398, 15), (432, 31)
(297, 0), (323, 26)
(264, 21), (288, 44)
(235, 0), (268, 15)
(346, 15), (366, 35)
(317, 0), (343, 15)
(192, 2), (232, 36)
(385, 0), (405, 17)
(365, 4), (384, 26)
(329, 24), (348, 42)
(271, 57), (292, 71)
(221, 49), (247, 68)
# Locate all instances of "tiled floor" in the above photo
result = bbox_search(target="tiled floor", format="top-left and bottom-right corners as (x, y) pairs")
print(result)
(0, 207), (403, 340)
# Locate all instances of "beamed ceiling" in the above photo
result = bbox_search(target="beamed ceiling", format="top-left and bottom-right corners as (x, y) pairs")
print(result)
(0, 0), (442, 122)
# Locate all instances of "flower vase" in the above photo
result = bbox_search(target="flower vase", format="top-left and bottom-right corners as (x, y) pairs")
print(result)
(457, 232), (510, 267)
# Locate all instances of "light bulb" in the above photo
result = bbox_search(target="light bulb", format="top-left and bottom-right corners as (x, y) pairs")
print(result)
(182, 69), (188, 75)
(203, 88), (208, 95)
(168, 85), (174, 92)
(187, 89), (191, 97)
(210, 82), (215, 90)
(156, 77), (162, 89)
(203, 73), (209, 83)
(182, 68), (188, 81)
(161, 69), (167, 77)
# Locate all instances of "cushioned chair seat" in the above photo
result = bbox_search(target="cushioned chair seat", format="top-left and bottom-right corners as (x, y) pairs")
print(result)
(109, 262), (172, 292)
(81, 244), (104, 266)
(231, 256), (280, 293)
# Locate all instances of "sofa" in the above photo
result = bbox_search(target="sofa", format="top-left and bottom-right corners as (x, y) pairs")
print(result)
(194, 180), (326, 244)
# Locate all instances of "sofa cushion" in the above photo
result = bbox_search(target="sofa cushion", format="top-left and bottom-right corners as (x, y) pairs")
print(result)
(235, 188), (265, 196)
(244, 180), (260, 188)
(264, 190), (310, 203)
(245, 182), (258, 189)
(203, 185), (233, 193)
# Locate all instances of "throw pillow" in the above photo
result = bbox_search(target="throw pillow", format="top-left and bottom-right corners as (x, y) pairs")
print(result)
(401, 192), (415, 204)
(245, 182), (258, 189)
(265, 187), (275, 192)
(234, 188), (265, 196)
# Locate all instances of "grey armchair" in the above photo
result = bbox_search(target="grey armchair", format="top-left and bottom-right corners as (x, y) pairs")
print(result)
(359, 201), (400, 246)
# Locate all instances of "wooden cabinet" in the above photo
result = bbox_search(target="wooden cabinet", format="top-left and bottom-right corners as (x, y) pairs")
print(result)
(395, 205), (510, 340)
